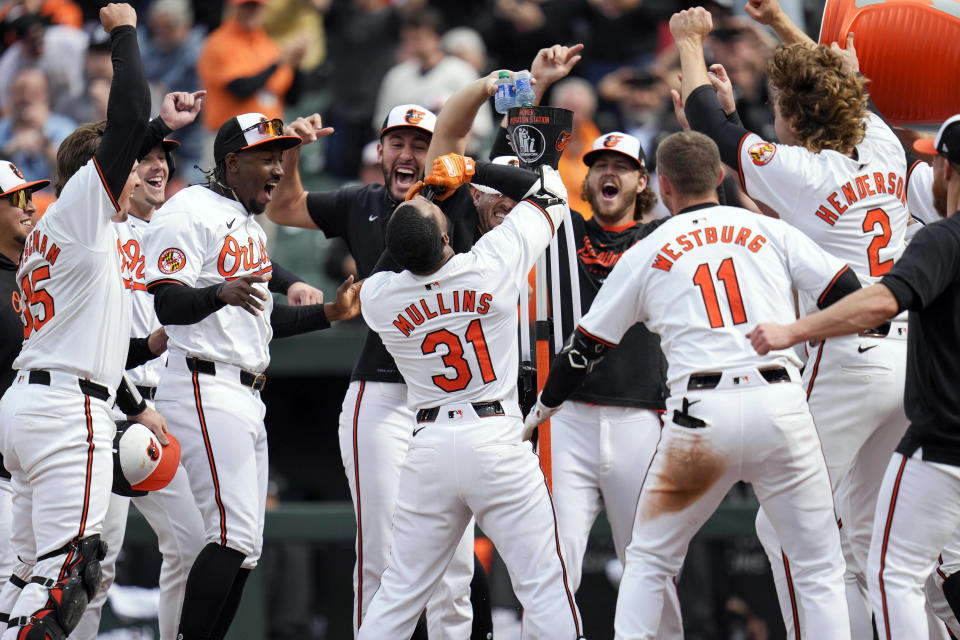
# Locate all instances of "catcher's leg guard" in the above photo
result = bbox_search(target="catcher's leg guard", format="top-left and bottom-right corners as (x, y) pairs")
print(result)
(11, 536), (107, 640)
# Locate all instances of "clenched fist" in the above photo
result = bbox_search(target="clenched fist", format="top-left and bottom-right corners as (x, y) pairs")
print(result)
(100, 3), (137, 32)
(669, 7), (714, 42)
(425, 154), (476, 194)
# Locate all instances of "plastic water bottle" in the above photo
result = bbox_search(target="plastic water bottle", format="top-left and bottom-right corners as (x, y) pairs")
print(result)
(494, 71), (515, 114)
(514, 70), (535, 107)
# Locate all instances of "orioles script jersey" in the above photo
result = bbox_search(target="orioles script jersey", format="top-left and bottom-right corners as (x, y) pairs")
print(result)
(361, 199), (563, 410)
(737, 113), (908, 313)
(117, 215), (163, 387)
(143, 185), (274, 372)
(578, 205), (850, 390)
(14, 161), (131, 389)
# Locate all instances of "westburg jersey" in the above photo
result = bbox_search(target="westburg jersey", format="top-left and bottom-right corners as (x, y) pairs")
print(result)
(579, 205), (850, 390)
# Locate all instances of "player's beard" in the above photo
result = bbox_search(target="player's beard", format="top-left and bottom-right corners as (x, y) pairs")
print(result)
(245, 197), (265, 215)
(582, 179), (635, 226)
(933, 169), (948, 218)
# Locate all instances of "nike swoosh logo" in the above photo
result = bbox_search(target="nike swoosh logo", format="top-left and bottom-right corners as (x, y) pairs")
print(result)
(368, 215), (378, 222)
(226, 218), (236, 229)
(858, 345), (877, 353)
(412, 426), (426, 437)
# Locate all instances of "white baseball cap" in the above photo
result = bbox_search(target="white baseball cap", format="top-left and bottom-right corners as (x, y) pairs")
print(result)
(0, 160), (50, 198)
(380, 104), (437, 137)
(472, 155), (521, 195)
(583, 132), (646, 169)
(914, 114), (960, 164)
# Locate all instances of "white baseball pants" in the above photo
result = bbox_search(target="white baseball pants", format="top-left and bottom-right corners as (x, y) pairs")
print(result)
(756, 330), (908, 637)
(338, 381), (473, 639)
(549, 401), (683, 638)
(156, 356), (268, 568)
(614, 372), (849, 640)
(869, 451), (960, 639)
(357, 402), (582, 639)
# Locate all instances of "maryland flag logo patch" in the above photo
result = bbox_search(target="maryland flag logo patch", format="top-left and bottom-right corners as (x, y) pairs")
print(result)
(748, 141), (776, 166)
(158, 247), (186, 274)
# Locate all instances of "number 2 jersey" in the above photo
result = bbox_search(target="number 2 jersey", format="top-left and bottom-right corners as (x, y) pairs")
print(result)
(13, 161), (132, 390)
(579, 205), (850, 390)
(360, 199), (562, 411)
(736, 112), (908, 313)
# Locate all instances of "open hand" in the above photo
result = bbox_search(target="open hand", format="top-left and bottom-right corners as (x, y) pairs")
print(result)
(218, 274), (270, 316)
(531, 43), (585, 88)
(284, 113), (334, 145)
(326, 275), (362, 322)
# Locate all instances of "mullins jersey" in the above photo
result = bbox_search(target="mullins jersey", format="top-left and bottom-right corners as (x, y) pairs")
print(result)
(14, 161), (131, 390)
(737, 113), (908, 312)
(361, 199), (563, 411)
(143, 185), (274, 372)
(578, 205), (850, 390)
(117, 215), (163, 387)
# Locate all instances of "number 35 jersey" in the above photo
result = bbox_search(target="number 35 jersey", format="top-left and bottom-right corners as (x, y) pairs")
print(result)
(360, 199), (560, 411)
(14, 161), (131, 390)
(737, 113), (908, 314)
(579, 205), (849, 390)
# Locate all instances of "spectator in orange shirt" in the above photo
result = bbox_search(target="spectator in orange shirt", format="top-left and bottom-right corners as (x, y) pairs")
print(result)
(196, 0), (305, 134)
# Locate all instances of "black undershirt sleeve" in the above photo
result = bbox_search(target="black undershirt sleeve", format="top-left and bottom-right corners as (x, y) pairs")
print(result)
(540, 329), (612, 407)
(270, 303), (330, 338)
(285, 68), (304, 106)
(151, 282), (226, 325)
(115, 374), (146, 416)
(137, 117), (172, 160)
(268, 261), (302, 294)
(472, 161), (539, 201)
(685, 84), (752, 173)
(95, 25), (150, 200)
(126, 337), (158, 370)
(817, 265), (862, 309)
(226, 63), (279, 99)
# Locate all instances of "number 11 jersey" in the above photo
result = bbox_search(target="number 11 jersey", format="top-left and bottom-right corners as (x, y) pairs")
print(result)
(579, 205), (850, 390)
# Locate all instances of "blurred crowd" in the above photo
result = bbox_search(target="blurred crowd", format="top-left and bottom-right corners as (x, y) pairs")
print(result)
(0, 0), (816, 218)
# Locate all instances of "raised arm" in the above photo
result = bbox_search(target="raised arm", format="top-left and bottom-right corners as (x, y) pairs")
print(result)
(743, 0), (815, 46)
(264, 113), (333, 229)
(427, 73), (503, 167)
(94, 3), (151, 202)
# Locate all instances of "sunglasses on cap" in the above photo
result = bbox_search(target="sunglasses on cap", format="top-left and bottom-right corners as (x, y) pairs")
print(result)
(5, 189), (31, 210)
(222, 118), (284, 147)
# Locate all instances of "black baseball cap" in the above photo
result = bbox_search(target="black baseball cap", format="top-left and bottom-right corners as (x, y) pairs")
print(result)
(914, 114), (960, 165)
(213, 112), (301, 163)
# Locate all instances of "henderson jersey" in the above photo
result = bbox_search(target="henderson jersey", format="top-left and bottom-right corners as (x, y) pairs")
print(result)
(736, 112), (908, 313)
(578, 205), (850, 390)
(13, 160), (131, 390)
(143, 185), (274, 372)
(361, 198), (562, 411)
(117, 215), (164, 387)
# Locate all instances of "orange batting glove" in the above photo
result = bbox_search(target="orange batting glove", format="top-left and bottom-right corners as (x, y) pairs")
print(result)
(405, 180), (428, 201)
(424, 154), (476, 196)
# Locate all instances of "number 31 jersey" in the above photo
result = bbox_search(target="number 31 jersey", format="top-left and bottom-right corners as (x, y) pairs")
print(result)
(579, 205), (849, 390)
(737, 113), (907, 314)
(360, 199), (559, 411)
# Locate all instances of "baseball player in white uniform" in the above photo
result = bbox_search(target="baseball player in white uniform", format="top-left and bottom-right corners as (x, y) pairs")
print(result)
(748, 113), (960, 640)
(357, 166), (583, 638)
(0, 5), (169, 639)
(141, 112), (361, 640)
(525, 131), (862, 639)
(672, 5), (915, 634)
(73, 92), (209, 640)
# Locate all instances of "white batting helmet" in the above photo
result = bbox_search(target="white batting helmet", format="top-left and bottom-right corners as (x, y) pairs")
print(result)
(113, 422), (180, 494)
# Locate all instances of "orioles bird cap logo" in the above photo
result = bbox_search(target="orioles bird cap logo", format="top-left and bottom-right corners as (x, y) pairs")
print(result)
(405, 109), (425, 125)
(147, 441), (160, 461)
(507, 158), (520, 166)
(8, 163), (23, 180)
(603, 134), (623, 148)
(555, 130), (573, 152)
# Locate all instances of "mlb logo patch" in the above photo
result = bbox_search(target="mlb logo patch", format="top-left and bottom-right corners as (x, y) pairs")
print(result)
(447, 409), (463, 419)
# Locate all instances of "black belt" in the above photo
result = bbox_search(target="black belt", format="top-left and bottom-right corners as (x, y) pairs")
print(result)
(687, 367), (791, 391)
(858, 322), (891, 338)
(136, 385), (156, 400)
(416, 401), (505, 423)
(25, 370), (110, 402)
(185, 357), (266, 391)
